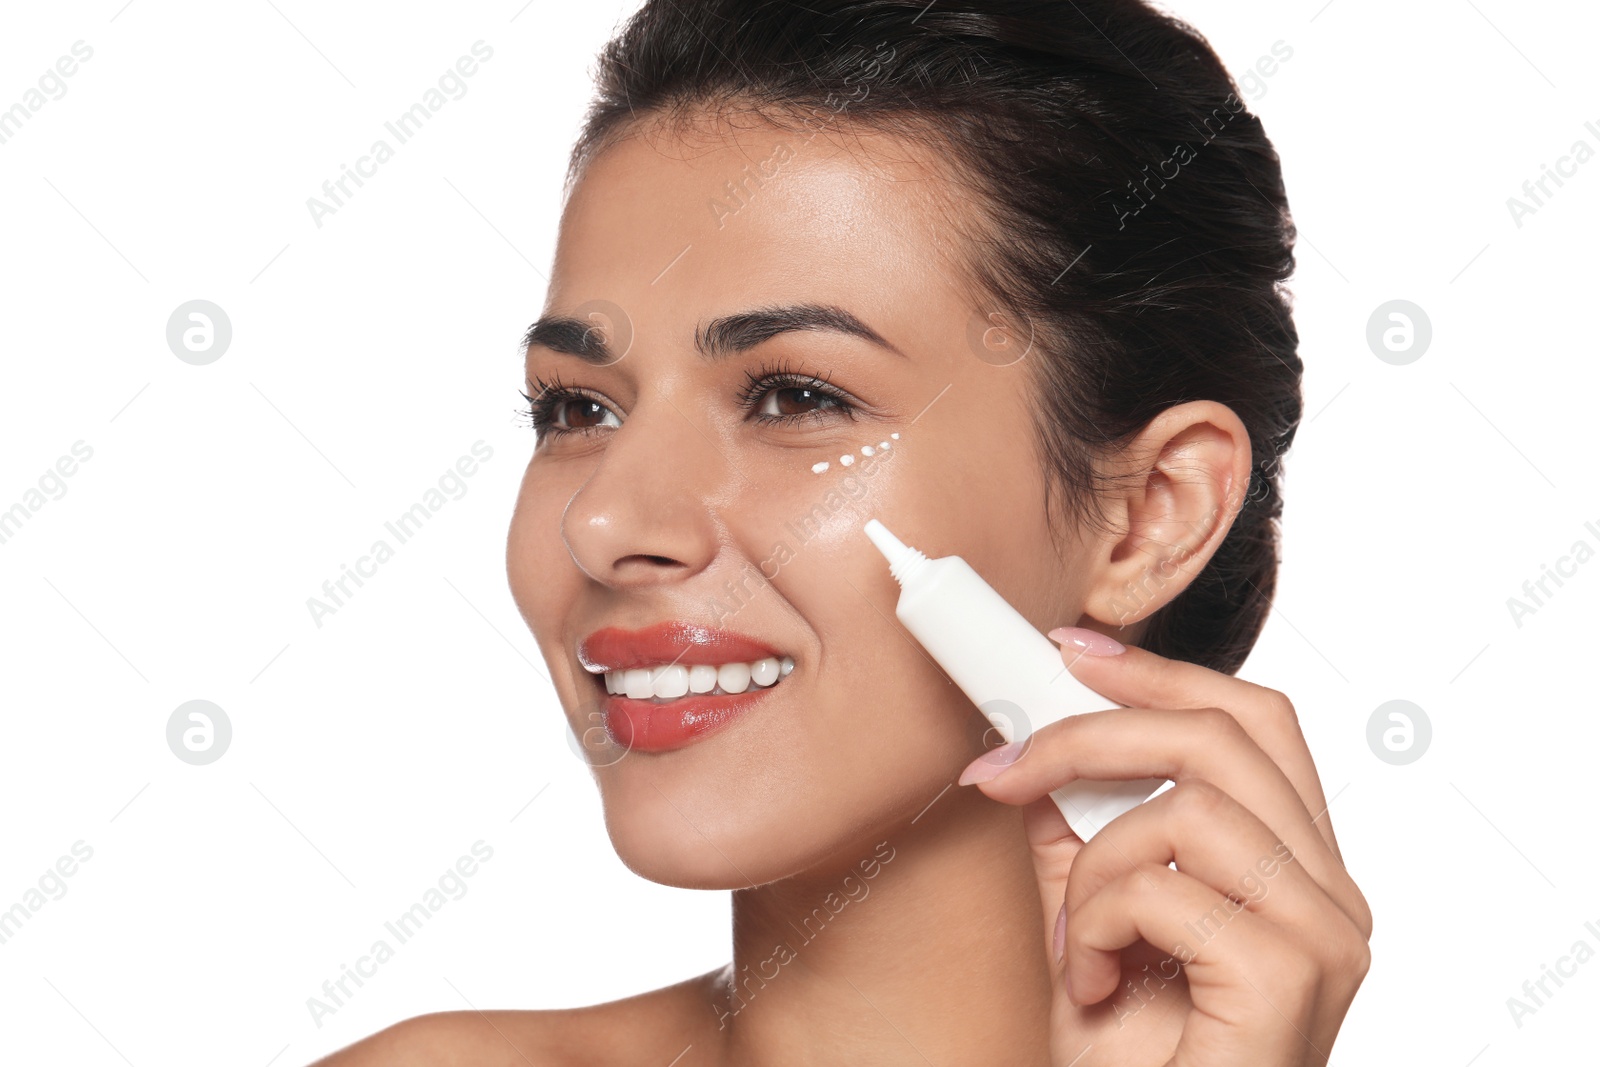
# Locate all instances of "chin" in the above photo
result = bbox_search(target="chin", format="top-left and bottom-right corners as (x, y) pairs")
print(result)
(600, 800), (803, 890)
(593, 757), (873, 890)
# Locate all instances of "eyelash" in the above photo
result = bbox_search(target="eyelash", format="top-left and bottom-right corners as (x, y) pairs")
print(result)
(519, 358), (858, 441)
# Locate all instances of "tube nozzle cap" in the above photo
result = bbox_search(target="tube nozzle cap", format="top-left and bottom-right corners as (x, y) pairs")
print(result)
(863, 519), (907, 564)
(863, 518), (926, 586)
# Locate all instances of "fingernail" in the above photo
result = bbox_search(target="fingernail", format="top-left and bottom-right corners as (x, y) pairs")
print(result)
(1048, 626), (1126, 656)
(1052, 900), (1067, 964)
(957, 741), (1025, 785)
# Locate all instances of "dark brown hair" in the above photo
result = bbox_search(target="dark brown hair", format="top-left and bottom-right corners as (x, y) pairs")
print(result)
(566, 0), (1301, 674)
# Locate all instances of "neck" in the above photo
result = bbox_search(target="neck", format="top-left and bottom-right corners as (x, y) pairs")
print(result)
(710, 788), (1054, 1065)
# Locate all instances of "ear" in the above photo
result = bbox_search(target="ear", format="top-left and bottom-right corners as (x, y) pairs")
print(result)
(1080, 400), (1252, 631)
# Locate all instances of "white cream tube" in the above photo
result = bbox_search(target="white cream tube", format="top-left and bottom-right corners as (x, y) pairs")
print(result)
(864, 518), (1166, 841)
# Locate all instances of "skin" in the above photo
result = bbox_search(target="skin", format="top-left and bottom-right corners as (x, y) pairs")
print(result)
(310, 112), (1371, 1066)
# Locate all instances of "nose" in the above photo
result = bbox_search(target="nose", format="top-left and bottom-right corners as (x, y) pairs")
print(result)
(560, 398), (727, 589)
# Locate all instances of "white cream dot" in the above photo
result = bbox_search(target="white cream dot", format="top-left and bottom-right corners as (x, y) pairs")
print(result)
(861, 445), (875, 456)
(811, 460), (830, 474)
(890, 432), (900, 440)
(879, 440), (891, 449)
(840, 454), (855, 466)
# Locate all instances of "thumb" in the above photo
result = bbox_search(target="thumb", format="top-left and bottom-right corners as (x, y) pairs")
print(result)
(1020, 796), (1084, 955)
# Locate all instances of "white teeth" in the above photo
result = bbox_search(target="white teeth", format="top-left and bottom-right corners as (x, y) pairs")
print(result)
(601, 655), (796, 702)
(688, 664), (718, 693)
(652, 664), (689, 699)
(750, 657), (780, 687)
(717, 661), (752, 694)
(624, 668), (653, 700)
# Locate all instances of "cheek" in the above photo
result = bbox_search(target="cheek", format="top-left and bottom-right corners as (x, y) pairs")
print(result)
(721, 435), (905, 600)
(719, 437), (975, 752)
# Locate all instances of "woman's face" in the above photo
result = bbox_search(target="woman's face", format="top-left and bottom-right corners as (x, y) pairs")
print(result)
(508, 116), (1101, 888)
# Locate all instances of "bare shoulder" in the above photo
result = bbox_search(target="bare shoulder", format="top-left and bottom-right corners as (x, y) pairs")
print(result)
(306, 966), (728, 1067)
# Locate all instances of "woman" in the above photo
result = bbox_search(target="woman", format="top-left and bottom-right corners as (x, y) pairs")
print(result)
(316, 0), (1371, 1062)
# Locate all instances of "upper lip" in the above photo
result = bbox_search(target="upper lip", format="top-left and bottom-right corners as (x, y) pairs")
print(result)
(577, 621), (785, 673)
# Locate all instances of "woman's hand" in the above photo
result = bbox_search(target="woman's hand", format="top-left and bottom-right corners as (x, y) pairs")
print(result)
(957, 627), (1372, 1066)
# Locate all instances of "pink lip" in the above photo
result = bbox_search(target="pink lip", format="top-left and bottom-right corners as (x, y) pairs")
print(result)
(577, 621), (783, 672)
(601, 687), (782, 753)
(576, 622), (791, 754)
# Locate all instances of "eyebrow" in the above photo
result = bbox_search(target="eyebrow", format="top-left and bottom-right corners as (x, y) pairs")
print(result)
(521, 303), (906, 365)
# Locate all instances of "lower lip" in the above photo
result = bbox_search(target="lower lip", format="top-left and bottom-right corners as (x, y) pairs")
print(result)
(602, 682), (782, 753)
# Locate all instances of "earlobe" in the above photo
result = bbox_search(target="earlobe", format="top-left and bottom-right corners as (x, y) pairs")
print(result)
(1081, 402), (1251, 629)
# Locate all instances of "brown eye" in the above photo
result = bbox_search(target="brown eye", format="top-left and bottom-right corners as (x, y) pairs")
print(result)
(763, 385), (837, 417)
(522, 383), (622, 440)
(736, 361), (858, 426)
(561, 397), (617, 430)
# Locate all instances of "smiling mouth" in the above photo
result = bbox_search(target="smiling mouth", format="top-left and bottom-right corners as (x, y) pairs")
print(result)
(600, 655), (795, 703)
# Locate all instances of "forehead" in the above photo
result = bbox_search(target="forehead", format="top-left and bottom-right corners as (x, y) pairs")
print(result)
(546, 113), (978, 319)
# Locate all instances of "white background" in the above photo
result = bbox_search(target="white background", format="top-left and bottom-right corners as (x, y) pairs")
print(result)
(1, 1), (1594, 1064)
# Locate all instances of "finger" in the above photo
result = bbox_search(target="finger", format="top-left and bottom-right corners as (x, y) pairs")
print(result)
(1020, 796), (1082, 952)
(1063, 778), (1362, 944)
(1053, 635), (1341, 859)
(972, 706), (1368, 936)
(1063, 863), (1329, 1064)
